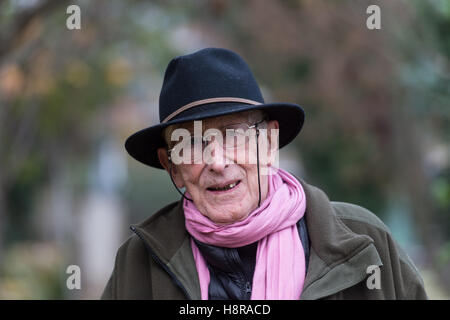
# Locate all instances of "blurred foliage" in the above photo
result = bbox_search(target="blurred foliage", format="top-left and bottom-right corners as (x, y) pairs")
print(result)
(0, 0), (177, 243)
(0, 0), (180, 298)
(0, 0), (448, 298)
(0, 242), (64, 299)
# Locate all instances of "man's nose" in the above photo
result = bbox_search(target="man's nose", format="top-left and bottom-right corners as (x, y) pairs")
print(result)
(206, 139), (229, 172)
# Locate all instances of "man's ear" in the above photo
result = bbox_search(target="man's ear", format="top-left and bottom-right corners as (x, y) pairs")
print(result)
(157, 147), (184, 188)
(266, 120), (279, 166)
(157, 147), (171, 172)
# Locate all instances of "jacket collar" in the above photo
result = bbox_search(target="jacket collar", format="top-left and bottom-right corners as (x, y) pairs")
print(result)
(131, 178), (382, 300)
(130, 201), (202, 300)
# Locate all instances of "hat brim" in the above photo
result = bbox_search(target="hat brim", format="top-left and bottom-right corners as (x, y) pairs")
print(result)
(125, 102), (305, 169)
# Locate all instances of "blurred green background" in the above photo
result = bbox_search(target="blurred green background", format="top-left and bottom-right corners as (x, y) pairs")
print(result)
(0, 0), (449, 299)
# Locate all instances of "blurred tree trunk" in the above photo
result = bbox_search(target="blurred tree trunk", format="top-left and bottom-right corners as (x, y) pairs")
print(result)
(0, 0), (69, 60)
(0, 0), (70, 262)
(0, 95), (7, 261)
(0, 178), (6, 261)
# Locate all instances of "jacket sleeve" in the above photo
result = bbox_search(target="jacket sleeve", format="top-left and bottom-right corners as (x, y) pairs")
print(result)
(405, 273), (428, 300)
(100, 244), (124, 300)
(396, 244), (428, 300)
(337, 205), (428, 300)
(383, 228), (428, 300)
(99, 235), (154, 300)
(99, 236), (132, 300)
(101, 273), (115, 300)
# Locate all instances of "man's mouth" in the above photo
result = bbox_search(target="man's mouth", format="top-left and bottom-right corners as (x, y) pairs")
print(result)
(207, 180), (241, 192)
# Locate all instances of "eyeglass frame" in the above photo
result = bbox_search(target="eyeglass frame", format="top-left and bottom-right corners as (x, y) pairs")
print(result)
(166, 117), (267, 163)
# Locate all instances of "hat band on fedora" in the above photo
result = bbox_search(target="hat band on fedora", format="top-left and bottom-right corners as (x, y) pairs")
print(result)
(161, 97), (262, 123)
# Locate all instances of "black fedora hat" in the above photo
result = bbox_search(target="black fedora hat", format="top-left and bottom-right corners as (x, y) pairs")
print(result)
(125, 47), (305, 169)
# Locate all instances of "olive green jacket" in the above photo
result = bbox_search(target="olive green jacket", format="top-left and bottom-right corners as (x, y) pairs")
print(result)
(101, 179), (427, 300)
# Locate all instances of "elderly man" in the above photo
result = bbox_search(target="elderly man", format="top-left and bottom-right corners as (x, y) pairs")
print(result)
(101, 48), (427, 300)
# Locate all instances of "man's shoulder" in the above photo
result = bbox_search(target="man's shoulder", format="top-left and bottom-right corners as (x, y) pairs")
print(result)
(115, 232), (147, 260)
(299, 177), (392, 241)
(115, 201), (181, 256)
(330, 201), (391, 234)
(135, 200), (181, 228)
(117, 201), (180, 253)
(329, 201), (419, 275)
(329, 201), (426, 296)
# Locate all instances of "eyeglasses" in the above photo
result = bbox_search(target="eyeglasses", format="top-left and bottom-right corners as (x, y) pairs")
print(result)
(167, 118), (266, 164)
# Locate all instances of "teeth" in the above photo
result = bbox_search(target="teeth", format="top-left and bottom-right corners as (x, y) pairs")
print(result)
(210, 182), (237, 191)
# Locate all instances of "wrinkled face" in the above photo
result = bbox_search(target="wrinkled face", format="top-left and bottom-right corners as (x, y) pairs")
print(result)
(157, 111), (279, 224)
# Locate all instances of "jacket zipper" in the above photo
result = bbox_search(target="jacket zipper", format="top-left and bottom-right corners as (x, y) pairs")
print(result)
(229, 247), (252, 300)
(130, 225), (191, 300)
(245, 281), (252, 299)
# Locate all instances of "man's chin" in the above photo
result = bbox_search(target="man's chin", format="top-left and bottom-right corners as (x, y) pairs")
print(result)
(204, 206), (250, 225)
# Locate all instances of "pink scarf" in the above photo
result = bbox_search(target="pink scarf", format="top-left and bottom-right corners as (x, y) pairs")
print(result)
(184, 168), (306, 300)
